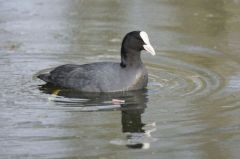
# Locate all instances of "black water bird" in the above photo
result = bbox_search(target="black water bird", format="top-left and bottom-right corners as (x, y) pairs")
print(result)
(37, 31), (155, 92)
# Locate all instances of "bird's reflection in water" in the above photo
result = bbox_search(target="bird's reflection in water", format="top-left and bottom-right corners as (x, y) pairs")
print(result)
(121, 105), (148, 149)
(39, 84), (156, 149)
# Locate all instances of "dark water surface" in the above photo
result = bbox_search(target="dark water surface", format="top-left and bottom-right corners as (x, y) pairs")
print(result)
(1, 0), (240, 158)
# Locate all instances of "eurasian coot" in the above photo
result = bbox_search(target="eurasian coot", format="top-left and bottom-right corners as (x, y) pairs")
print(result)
(37, 31), (155, 92)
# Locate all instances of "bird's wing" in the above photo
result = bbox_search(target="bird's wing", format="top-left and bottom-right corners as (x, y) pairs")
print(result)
(48, 64), (80, 86)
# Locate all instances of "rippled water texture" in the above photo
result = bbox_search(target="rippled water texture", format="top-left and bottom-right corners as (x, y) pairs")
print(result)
(1, 0), (240, 158)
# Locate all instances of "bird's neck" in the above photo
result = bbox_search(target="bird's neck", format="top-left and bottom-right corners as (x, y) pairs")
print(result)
(120, 47), (142, 68)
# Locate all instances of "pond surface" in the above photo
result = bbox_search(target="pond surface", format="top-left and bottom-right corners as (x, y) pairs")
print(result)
(1, 0), (240, 158)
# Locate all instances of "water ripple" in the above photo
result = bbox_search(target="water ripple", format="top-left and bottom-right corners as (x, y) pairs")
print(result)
(148, 55), (224, 100)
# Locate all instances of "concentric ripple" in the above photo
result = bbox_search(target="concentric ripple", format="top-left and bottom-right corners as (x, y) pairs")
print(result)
(147, 54), (224, 101)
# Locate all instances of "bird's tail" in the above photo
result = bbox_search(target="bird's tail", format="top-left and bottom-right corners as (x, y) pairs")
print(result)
(37, 73), (51, 83)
